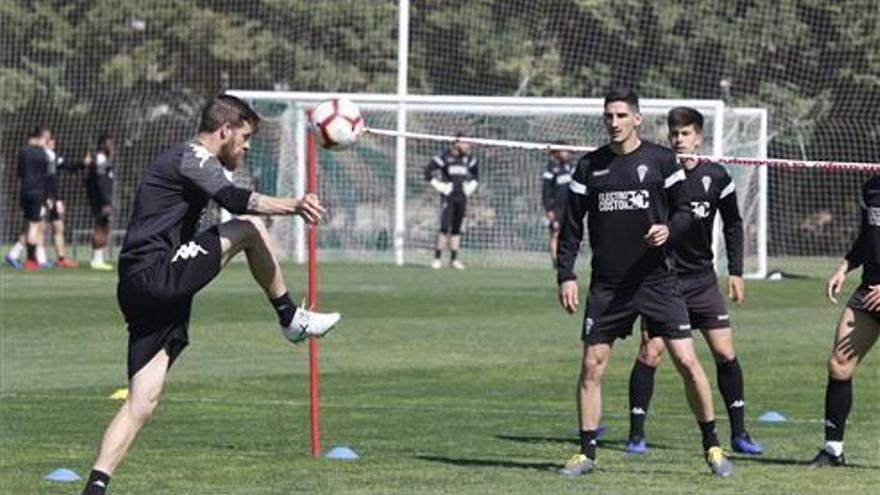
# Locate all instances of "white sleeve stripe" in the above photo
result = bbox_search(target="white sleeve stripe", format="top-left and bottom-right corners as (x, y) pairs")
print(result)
(569, 180), (588, 195)
(431, 156), (444, 166)
(664, 169), (686, 188)
(543, 171), (554, 179)
(719, 182), (736, 199)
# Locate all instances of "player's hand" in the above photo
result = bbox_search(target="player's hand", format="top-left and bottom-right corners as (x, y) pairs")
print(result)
(295, 193), (325, 224)
(862, 284), (880, 311)
(644, 224), (669, 247)
(826, 262), (848, 304)
(728, 275), (745, 305)
(558, 280), (579, 314)
(101, 205), (113, 216)
(84, 153), (94, 167)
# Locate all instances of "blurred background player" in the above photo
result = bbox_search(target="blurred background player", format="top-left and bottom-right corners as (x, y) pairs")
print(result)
(85, 133), (115, 271)
(542, 140), (574, 267)
(625, 107), (762, 455)
(43, 135), (78, 267)
(424, 134), (478, 269)
(812, 174), (880, 468)
(11, 125), (52, 270)
(556, 89), (731, 478)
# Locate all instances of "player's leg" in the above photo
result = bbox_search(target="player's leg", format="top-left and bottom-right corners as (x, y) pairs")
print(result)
(90, 211), (112, 270)
(4, 232), (26, 268)
(50, 200), (76, 267)
(810, 306), (879, 468)
(449, 200), (466, 269)
(82, 348), (171, 495)
(216, 216), (340, 342)
(433, 200), (451, 269)
(626, 329), (665, 453)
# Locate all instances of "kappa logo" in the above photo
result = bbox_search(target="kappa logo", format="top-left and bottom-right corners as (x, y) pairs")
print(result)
(172, 241), (208, 263)
(631, 407), (646, 415)
(691, 201), (711, 219)
(824, 419), (838, 429)
(717, 314), (730, 321)
(592, 169), (610, 177)
(730, 400), (745, 409)
(702, 175), (712, 193)
(585, 318), (594, 334)
(637, 164), (648, 183)
(189, 143), (214, 168)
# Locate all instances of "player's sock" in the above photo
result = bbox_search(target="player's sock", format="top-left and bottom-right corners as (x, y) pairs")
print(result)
(434, 249), (442, 259)
(271, 292), (297, 327)
(36, 246), (47, 265)
(628, 360), (656, 440)
(698, 420), (720, 450)
(716, 357), (746, 437)
(8, 241), (23, 259)
(92, 248), (105, 264)
(82, 469), (110, 495)
(579, 429), (598, 460)
(26, 243), (36, 262)
(450, 250), (458, 262)
(824, 376), (852, 443)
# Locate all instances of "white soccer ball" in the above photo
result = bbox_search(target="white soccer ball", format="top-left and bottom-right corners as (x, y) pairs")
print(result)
(309, 98), (365, 150)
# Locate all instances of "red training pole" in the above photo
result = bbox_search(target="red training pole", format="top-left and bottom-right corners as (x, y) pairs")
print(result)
(306, 128), (320, 458)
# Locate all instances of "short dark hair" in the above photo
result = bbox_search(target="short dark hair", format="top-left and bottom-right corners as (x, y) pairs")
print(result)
(667, 106), (704, 132)
(97, 132), (113, 147)
(604, 88), (640, 113)
(199, 95), (260, 133)
(27, 125), (50, 139)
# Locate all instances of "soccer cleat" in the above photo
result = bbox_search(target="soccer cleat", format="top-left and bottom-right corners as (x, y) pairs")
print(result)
(281, 307), (341, 344)
(23, 259), (40, 270)
(808, 448), (846, 469)
(558, 453), (595, 477)
(451, 260), (466, 270)
(4, 254), (22, 269)
(431, 259), (443, 270)
(55, 258), (79, 268)
(705, 446), (733, 477)
(90, 260), (113, 271)
(731, 433), (763, 455)
(625, 436), (648, 454)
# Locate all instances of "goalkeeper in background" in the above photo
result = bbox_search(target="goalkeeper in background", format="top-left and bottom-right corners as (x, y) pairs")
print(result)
(424, 134), (478, 270)
(542, 140), (574, 267)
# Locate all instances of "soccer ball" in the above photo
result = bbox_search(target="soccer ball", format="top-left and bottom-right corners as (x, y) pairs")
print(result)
(309, 98), (365, 150)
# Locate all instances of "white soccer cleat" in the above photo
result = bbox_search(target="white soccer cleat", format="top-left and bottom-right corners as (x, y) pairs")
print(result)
(451, 260), (466, 270)
(431, 259), (443, 269)
(281, 307), (341, 344)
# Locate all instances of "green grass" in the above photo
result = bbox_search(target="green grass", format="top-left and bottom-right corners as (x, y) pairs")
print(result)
(1, 263), (878, 494)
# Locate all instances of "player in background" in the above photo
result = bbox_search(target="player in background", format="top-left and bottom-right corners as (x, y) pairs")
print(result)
(80, 95), (341, 495)
(43, 135), (79, 267)
(624, 107), (762, 455)
(556, 89), (732, 477)
(810, 176), (880, 468)
(13, 126), (51, 270)
(542, 141), (574, 267)
(425, 134), (478, 270)
(85, 133), (115, 270)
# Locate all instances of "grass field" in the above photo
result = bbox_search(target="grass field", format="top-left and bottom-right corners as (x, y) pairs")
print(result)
(1, 262), (878, 494)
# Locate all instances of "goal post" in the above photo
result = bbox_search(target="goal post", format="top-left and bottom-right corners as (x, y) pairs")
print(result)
(228, 90), (768, 278)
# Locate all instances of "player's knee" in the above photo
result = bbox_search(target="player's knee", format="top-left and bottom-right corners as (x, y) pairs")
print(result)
(673, 353), (701, 376)
(638, 344), (664, 367)
(239, 215), (269, 240)
(827, 351), (855, 380)
(128, 395), (160, 424)
(581, 358), (607, 383)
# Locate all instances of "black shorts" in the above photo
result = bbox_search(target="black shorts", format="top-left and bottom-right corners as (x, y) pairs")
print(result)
(548, 208), (564, 233)
(20, 191), (46, 221)
(846, 285), (880, 321)
(87, 184), (112, 224)
(439, 197), (467, 235)
(118, 227), (222, 379)
(583, 276), (691, 344)
(46, 197), (62, 222)
(641, 270), (730, 331)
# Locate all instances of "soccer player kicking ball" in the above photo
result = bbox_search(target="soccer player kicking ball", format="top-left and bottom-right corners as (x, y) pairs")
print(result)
(624, 107), (762, 456)
(556, 89), (732, 478)
(809, 176), (880, 468)
(80, 95), (341, 495)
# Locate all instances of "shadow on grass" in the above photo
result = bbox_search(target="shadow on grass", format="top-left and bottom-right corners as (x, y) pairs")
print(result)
(732, 455), (880, 470)
(417, 454), (558, 472)
(494, 434), (678, 452)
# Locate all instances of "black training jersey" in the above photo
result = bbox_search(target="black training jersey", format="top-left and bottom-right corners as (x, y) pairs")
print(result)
(45, 148), (58, 198)
(423, 149), (478, 200)
(671, 163), (744, 276)
(17, 144), (48, 196)
(86, 151), (115, 205)
(845, 176), (880, 286)
(556, 141), (691, 286)
(542, 159), (574, 213)
(118, 140), (253, 277)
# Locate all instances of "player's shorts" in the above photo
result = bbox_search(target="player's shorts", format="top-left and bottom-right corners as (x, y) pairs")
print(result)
(46, 197), (63, 222)
(20, 191), (46, 221)
(117, 227), (222, 379)
(547, 208), (564, 233)
(846, 285), (880, 322)
(641, 269), (730, 332)
(439, 197), (467, 235)
(583, 275), (691, 345)
(87, 184), (112, 225)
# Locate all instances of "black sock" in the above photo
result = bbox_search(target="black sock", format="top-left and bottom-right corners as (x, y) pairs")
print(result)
(26, 243), (36, 261)
(824, 377), (852, 442)
(698, 420), (720, 450)
(434, 249), (442, 259)
(450, 250), (458, 262)
(579, 429), (598, 460)
(716, 357), (746, 437)
(628, 360), (656, 440)
(270, 292), (297, 327)
(82, 470), (110, 495)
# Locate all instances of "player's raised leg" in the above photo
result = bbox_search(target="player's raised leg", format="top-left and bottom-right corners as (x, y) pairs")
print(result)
(626, 331), (664, 453)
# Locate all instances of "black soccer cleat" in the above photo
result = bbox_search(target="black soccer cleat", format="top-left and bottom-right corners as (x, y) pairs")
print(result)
(808, 448), (846, 469)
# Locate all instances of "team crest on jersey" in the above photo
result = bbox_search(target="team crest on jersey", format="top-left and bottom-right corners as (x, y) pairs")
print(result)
(868, 207), (880, 226)
(691, 201), (711, 219)
(702, 176), (712, 193)
(598, 190), (650, 211)
(637, 164), (648, 183)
